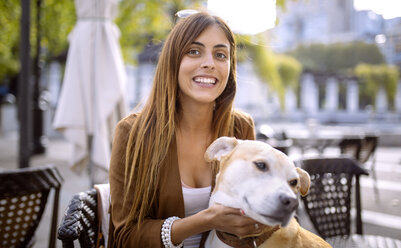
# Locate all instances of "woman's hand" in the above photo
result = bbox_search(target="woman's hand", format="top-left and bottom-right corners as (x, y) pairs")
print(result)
(169, 203), (265, 244)
(204, 203), (265, 238)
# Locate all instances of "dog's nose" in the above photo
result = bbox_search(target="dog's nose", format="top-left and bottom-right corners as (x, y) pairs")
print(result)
(279, 193), (299, 211)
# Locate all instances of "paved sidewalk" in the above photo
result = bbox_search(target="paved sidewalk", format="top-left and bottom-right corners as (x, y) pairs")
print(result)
(1, 131), (401, 247)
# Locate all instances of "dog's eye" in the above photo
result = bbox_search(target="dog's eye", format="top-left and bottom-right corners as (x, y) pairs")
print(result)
(253, 161), (268, 171)
(289, 179), (298, 187)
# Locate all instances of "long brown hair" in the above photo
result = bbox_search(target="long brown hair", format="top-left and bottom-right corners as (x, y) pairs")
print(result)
(123, 11), (241, 228)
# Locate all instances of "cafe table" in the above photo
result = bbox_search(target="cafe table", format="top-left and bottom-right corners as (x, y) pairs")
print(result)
(286, 129), (365, 155)
(327, 234), (401, 248)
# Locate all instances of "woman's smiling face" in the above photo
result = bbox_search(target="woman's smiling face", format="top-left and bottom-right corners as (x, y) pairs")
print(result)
(178, 24), (230, 107)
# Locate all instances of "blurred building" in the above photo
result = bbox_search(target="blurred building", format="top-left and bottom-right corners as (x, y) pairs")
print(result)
(380, 18), (401, 68)
(270, 0), (401, 68)
(271, 0), (358, 52)
(262, 0), (401, 123)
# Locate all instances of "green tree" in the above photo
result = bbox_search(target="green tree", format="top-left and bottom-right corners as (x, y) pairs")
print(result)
(0, 0), (22, 85)
(276, 54), (302, 91)
(116, 0), (203, 63)
(245, 35), (283, 105)
(0, 0), (76, 86)
(243, 35), (302, 110)
(355, 64), (399, 110)
(40, 0), (76, 60)
(289, 42), (385, 74)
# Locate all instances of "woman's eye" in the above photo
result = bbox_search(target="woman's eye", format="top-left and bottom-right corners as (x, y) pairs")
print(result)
(216, 52), (227, 59)
(187, 49), (200, 55)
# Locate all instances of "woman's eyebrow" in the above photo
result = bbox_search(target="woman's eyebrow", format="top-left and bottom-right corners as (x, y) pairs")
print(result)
(191, 41), (229, 49)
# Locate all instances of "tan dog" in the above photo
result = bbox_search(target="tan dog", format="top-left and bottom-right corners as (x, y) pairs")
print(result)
(204, 137), (331, 248)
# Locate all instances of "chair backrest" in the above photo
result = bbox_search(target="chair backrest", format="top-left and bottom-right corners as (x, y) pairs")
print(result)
(94, 184), (110, 246)
(266, 139), (293, 155)
(57, 189), (98, 248)
(358, 136), (378, 164)
(339, 136), (379, 165)
(296, 156), (369, 239)
(338, 138), (363, 160)
(0, 165), (63, 248)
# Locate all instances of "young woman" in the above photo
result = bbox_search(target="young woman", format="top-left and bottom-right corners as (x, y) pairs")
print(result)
(109, 11), (262, 247)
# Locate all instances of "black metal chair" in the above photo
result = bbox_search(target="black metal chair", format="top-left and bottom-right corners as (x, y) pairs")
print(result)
(339, 136), (378, 166)
(339, 135), (379, 197)
(256, 127), (293, 155)
(358, 136), (378, 165)
(265, 138), (293, 155)
(338, 138), (363, 160)
(0, 164), (63, 248)
(57, 189), (99, 248)
(296, 156), (369, 239)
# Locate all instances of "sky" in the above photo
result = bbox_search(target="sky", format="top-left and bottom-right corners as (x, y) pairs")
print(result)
(207, 0), (276, 35)
(207, 0), (401, 35)
(353, 0), (401, 19)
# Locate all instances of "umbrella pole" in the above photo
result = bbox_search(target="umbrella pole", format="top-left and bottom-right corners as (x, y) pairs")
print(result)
(19, 0), (32, 168)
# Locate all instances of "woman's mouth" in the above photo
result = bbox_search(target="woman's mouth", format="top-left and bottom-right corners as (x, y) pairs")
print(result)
(193, 76), (217, 85)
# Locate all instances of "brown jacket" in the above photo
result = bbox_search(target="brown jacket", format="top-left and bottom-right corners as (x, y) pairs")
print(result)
(108, 111), (255, 247)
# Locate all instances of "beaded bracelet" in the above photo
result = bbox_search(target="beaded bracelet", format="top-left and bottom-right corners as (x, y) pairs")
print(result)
(161, 216), (183, 248)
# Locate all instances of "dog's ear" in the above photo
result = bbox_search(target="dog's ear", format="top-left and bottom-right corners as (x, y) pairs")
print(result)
(296, 167), (310, 196)
(205, 136), (239, 162)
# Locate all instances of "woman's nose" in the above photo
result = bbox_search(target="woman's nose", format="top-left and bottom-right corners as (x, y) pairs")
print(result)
(200, 53), (215, 69)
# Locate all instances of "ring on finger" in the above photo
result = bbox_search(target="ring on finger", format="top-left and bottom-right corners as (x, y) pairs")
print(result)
(254, 223), (259, 230)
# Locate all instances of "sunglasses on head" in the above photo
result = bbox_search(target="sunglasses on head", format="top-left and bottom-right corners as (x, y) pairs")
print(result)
(175, 9), (199, 19)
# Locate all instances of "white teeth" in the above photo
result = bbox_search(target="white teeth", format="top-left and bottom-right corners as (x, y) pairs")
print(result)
(194, 77), (216, 84)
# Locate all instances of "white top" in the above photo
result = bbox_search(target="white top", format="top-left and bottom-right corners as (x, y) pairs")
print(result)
(182, 182), (211, 248)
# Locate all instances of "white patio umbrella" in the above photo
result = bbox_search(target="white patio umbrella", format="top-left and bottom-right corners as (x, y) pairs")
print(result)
(53, 0), (127, 174)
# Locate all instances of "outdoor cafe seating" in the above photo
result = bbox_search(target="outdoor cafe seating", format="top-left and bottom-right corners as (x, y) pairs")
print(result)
(58, 184), (110, 248)
(294, 154), (401, 247)
(295, 156), (401, 247)
(256, 124), (293, 155)
(295, 156), (369, 239)
(339, 135), (378, 167)
(57, 188), (99, 248)
(0, 165), (63, 248)
(339, 135), (379, 199)
(285, 126), (380, 193)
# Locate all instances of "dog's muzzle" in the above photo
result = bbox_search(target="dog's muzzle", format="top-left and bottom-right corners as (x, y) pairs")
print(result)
(279, 193), (299, 212)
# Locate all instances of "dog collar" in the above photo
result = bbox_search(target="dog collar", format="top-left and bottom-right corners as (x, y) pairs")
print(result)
(216, 226), (280, 248)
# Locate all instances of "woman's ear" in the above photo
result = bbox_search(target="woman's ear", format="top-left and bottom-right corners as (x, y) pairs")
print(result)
(204, 136), (238, 162)
(296, 167), (311, 196)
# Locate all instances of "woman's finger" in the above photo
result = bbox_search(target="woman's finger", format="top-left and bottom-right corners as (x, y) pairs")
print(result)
(211, 204), (244, 217)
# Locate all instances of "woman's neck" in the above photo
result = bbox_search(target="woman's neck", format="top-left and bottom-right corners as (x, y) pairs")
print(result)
(178, 102), (214, 134)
